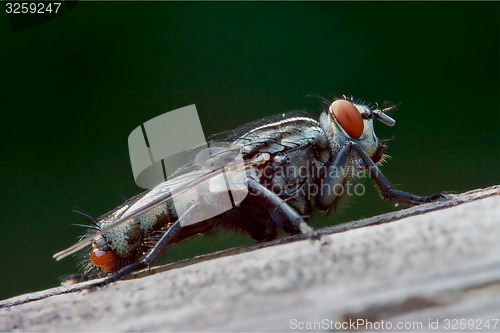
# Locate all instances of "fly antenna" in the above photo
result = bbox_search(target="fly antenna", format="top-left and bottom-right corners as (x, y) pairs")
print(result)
(373, 102), (398, 127)
(373, 109), (396, 126)
(381, 103), (400, 114)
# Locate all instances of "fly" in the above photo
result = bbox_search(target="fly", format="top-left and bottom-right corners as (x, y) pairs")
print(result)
(54, 96), (447, 288)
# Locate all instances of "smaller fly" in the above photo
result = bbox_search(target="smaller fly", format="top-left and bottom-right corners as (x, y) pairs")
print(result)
(54, 96), (447, 287)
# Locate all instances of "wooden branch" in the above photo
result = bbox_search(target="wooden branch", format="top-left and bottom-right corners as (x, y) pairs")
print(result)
(1, 186), (499, 331)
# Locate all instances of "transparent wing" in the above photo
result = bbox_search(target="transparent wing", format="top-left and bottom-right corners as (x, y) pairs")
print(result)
(53, 145), (252, 261)
(54, 113), (323, 261)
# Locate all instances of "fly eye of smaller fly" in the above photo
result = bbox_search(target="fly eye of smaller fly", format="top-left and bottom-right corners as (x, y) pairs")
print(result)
(90, 247), (118, 272)
(329, 99), (364, 139)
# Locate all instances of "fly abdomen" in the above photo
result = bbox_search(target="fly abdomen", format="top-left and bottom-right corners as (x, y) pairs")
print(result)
(88, 196), (176, 273)
(103, 203), (170, 254)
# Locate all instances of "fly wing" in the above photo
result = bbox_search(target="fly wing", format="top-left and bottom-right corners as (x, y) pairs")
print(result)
(53, 146), (251, 261)
(54, 113), (323, 261)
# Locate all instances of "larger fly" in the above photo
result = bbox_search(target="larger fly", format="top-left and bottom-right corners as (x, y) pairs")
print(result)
(54, 96), (446, 287)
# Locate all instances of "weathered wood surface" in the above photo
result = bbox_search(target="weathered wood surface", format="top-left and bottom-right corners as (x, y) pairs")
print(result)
(1, 186), (499, 332)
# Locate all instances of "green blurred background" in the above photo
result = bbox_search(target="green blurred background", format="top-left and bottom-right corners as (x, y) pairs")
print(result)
(1, 2), (498, 300)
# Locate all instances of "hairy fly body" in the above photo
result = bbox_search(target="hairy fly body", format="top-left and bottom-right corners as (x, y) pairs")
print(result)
(54, 96), (446, 287)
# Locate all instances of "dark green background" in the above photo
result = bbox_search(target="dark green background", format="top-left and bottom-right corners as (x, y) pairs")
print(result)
(1, 2), (498, 300)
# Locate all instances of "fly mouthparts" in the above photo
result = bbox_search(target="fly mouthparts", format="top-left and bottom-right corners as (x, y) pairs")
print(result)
(373, 110), (396, 126)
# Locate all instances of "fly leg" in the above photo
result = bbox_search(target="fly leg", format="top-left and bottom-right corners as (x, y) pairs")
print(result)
(317, 141), (448, 208)
(247, 178), (320, 239)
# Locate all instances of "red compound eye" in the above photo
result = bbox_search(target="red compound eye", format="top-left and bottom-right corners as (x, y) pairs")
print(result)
(90, 247), (118, 272)
(329, 100), (364, 139)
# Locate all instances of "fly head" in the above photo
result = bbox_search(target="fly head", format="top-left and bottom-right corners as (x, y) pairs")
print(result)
(319, 97), (396, 166)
